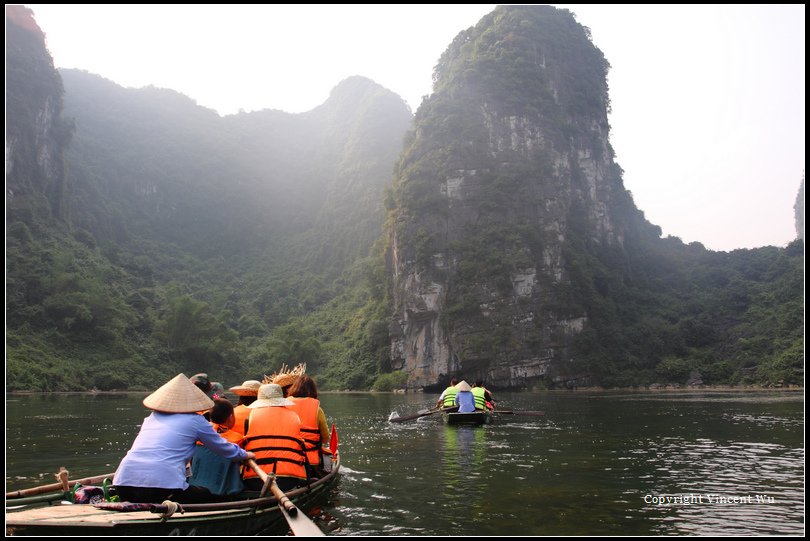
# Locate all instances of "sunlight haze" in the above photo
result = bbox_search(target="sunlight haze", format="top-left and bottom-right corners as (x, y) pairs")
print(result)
(20, 4), (806, 252)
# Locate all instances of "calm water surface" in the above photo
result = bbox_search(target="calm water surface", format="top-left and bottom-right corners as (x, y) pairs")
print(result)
(6, 391), (804, 535)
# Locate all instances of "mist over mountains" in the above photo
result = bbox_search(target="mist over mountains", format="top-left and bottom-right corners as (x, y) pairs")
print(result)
(6, 5), (803, 391)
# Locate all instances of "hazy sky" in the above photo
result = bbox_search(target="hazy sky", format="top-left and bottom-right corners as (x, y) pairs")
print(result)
(21, 4), (805, 251)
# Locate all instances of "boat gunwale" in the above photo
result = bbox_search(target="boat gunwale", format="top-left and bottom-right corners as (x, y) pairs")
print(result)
(6, 455), (340, 532)
(443, 411), (492, 425)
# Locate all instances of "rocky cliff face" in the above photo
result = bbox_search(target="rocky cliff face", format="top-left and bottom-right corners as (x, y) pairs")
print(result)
(388, 6), (652, 389)
(795, 174), (804, 242)
(5, 5), (72, 223)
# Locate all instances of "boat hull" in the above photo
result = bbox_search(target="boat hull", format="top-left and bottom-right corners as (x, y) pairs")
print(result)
(444, 411), (491, 425)
(6, 457), (340, 536)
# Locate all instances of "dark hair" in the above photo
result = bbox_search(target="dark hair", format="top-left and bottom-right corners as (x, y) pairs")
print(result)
(210, 398), (234, 424)
(191, 373), (212, 393)
(450, 378), (458, 386)
(237, 395), (257, 406)
(288, 375), (318, 399)
(475, 380), (483, 387)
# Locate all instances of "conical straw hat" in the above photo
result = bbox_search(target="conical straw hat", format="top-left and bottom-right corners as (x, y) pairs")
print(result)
(143, 374), (214, 413)
(455, 380), (472, 392)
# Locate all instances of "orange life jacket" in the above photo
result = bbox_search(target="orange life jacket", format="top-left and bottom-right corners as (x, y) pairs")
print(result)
(213, 422), (243, 444)
(287, 397), (323, 467)
(232, 404), (251, 436)
(242, 407), (307, 480)
(195, 422), (243, 446)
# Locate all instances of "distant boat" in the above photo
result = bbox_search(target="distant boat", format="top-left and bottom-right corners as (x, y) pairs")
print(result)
(444, 410), (492, 425)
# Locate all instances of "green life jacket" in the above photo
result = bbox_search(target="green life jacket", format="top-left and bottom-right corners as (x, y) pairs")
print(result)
(442, 386), (458, 407)
(471, 387), (487, 410)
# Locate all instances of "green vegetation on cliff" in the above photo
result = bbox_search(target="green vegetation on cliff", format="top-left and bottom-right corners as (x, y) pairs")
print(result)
(5, 6), (803, 391)
(6, 9), (411, 390)
(385, 5), (803, 388)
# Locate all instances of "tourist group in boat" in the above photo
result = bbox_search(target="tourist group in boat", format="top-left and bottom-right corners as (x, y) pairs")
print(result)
(114, 364), (334, 503)
(436, 378), (496, 412)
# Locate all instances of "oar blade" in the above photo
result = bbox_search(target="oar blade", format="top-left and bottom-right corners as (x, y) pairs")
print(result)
(279, 503), (325, 537)
(247, 459), (325, 536)
(388, 412), (426, 423)
(494, 410), (545, 416)
(388, 406), (458, 423)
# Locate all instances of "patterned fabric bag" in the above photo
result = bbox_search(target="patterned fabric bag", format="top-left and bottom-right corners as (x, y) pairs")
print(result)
(72, 479), (118, 503)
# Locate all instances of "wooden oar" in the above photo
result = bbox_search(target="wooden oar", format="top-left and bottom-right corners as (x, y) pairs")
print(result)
(6, 471), (115, 499)
(493, 410), (545, 417)
(5, 492), (68, 507)
(389, 406), (458, 423)
(246, 459), (324, 537)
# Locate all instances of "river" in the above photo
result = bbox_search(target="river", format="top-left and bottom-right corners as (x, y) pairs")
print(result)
(5, 390), (804, 535)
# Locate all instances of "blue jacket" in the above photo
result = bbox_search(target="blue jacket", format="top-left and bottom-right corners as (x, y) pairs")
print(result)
(455, 390), (476, 413)
(114, 412), (247, 490)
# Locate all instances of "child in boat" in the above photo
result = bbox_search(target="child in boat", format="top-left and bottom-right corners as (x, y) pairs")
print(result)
(188, 398), (245, 498)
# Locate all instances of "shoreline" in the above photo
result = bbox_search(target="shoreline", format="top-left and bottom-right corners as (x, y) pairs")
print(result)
(5, 385), (804, 396)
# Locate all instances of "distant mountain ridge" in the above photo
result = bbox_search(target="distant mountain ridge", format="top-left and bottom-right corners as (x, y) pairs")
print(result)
(6, 5), (413, 390)
(5, 5), (803, 391)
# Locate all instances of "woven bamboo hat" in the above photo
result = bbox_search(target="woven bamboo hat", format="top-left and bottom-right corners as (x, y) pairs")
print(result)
(229, 379), (262, 397)
(455, 380), (472, 392)
(248, 383), (294, 408)
(265, 363), (307, 389)
(143, 373), (214, 413)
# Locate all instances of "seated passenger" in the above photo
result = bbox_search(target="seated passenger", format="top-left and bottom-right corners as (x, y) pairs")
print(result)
(228, 380), (261, 436)
(242, 384), (308, 492)
(454, 380), (476, 413)
(269, 363), (307, 397)
(113, 374), (253, 503)
(189, 398), (244, 498)
(472, 380), (495, 411)
(287, 375), (330, 477)
(436, 378), (458, 409)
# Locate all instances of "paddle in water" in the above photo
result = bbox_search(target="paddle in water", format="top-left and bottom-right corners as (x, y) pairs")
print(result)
(493, 410), (545, 416)
(246, 459), (324, 537)
(388, 406), (458, 423)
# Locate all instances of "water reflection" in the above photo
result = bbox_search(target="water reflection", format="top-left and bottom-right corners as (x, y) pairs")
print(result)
(438, 423), (495, 531)
(635, 436), (805, 536)
(440, 424), (487, 495)
(6, 391), (804, 536)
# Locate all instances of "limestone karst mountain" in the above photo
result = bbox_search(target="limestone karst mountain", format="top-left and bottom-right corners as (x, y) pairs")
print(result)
(386, 5), (803, 389)
(5, 5), (802, 391)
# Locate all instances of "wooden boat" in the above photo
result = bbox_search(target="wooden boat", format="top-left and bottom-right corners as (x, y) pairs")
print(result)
(6, 455), (340, 536)
(444, 410), (492, 425)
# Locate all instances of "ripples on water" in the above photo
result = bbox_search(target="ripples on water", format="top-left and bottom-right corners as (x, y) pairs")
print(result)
(634, 437), (804, 535)
(6, 391), (804, 536)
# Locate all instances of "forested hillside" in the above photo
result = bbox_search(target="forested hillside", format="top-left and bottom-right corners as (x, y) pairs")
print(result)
(6, 6), (803, 391)
(6, 6), (411, 390)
